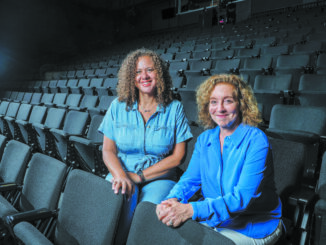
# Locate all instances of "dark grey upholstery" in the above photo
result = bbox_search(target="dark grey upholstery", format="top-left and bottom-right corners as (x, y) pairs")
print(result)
(274, 54), (311, 91)
(32, 108), (66, 153)
(0, 140), (31, 184)
(297, 74), (326, 107)
(253, 74), (292, 122)
(0, 135), (7, 162)
(14, 169), (123, 245)
(4, 103), (32, 140)
(69, 115), (105, 175)
(127, 201), (235, 245)
(44, 93), (67, 108)
(56, 94), (82, 109)
(83, 78), (104, 95)
(96, 78), (118, 96)
(182, 72), (205, 91)
(0, 153), (67, 219)
(49, 110), (89, 162)
(70, 78), (90, 94)
(69, 95), (99, 111)
(314, 152), (326, 245)
(239, 56), (273, 86)
(211, 58), (241, 74)
(15, 105), (47, 145)
(0, 102), (20, 137)
(269, 137), (315, 244)
(88, 95), (116, 118)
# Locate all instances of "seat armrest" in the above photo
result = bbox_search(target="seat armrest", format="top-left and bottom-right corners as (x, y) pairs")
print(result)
(288, 187), (316, 206)
(4, 208), (57, 227)
(0, 183), (21, 192)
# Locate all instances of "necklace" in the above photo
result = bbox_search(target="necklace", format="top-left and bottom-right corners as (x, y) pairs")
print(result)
(140, 104), (156, 113)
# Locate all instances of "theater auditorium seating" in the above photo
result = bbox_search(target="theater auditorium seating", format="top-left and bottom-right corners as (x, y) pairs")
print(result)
(0, 3), (326, 244)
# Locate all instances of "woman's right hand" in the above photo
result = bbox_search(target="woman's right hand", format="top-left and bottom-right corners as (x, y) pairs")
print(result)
(112, 174), (135, 199)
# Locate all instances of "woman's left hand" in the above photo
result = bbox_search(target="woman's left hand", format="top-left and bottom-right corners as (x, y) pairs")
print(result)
(157, 199), (194, 227)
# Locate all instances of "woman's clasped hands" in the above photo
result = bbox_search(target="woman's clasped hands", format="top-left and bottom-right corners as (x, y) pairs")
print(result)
(156, 198), (194, 227)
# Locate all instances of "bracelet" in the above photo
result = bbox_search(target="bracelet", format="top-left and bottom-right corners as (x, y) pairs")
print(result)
(137, 169), (146, 183)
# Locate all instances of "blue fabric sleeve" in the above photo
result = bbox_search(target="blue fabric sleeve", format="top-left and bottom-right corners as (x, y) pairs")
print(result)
(165, 134), (202, 202)
(97, 98), (117, 141)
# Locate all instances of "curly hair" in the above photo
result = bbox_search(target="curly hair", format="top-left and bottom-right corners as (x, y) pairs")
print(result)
(196, 74), (262, 129)
(117, 48), (173, 109)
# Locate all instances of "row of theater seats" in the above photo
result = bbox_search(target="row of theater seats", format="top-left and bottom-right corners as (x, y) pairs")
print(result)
(0, 95), (119, 177)
(0, 100), (326, 244)
(6, 71), (326, 125)
(15, 77), (119, 97)
(0, 138), (123, 244)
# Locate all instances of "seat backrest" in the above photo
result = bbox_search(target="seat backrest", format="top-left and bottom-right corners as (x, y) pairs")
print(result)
(276, 54), (310, 68)
(0, 135), (6, 161)
(0, 140), (31, 183)
(254, 74), (292, 91)
(65, 94), (82, 107)
(213, 58), (241, 73)
(19, 153), (67, 211)
(189, 60), (212, 71)
(67, 79), (79, 88)
(15, 103), (32, 121)
(79, 95), (99, 109)
(269, 105), (326, 136)
(127, 201), (235, 245)
(87, 115), (105, 142)
(21, 93), (33, 103)
(6, 102), (20, 118)
(169, 61), (188, 73)
(28, 106), (47, 124)
(211, 49), (235, 59)
(57, 79), (68, 88)
(15, 92), (25, 101)
(30, 93), (42, 104)
(298, 74), (326, 91)
(0, 101), (10, 115)
(97, 96), (117, 111)
(55, 169), (123, 245)
(63, 110), (89, 135)
(103, 78), (118, 89)
(53, 93), (68, 105)
(78, 78), (90, 88)
(44, 108), (66, 129)
(40, 93), (54, 104)
(242, 56), (273, 70)
(90, 78), (104, 87)
(184, 73), (205, 90)
(237, 47), (261, 58)
(317, 53), (326, 68)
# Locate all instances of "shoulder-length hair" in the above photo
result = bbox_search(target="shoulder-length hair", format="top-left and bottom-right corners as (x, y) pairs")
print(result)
(196, 74), (262, 129)
(117, 48), (173, 109)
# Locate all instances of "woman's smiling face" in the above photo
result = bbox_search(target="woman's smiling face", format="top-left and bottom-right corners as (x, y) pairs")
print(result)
(209, 83), (241, 133)
(134, 56), (158, 96)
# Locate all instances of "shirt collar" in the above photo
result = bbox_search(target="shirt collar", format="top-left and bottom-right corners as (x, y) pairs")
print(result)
(131, 100), (164, 113)
(208, 123), (249, 148)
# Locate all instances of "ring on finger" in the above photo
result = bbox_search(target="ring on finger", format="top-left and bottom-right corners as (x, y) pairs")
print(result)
(168, 220), (173, 226)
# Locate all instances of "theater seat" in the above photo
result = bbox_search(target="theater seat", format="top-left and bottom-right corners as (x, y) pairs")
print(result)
(49, 110), (89, 163)
(11, 169), (123, 245)
(0, 140), (31, 185)
(0, 153), (67, 236)
(69, 115), (106, 177)
(313, 151), (326, 245)
(127, 201), (235, 245)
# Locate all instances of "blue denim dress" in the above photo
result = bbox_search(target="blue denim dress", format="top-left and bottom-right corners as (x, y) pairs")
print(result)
(98, 98), (193, 180)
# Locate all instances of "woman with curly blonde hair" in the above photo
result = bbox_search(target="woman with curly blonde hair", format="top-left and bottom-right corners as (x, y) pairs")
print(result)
(99, 48), (192, 245)
(157, 74), (282, 245)
(196, 74), (262, 129)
